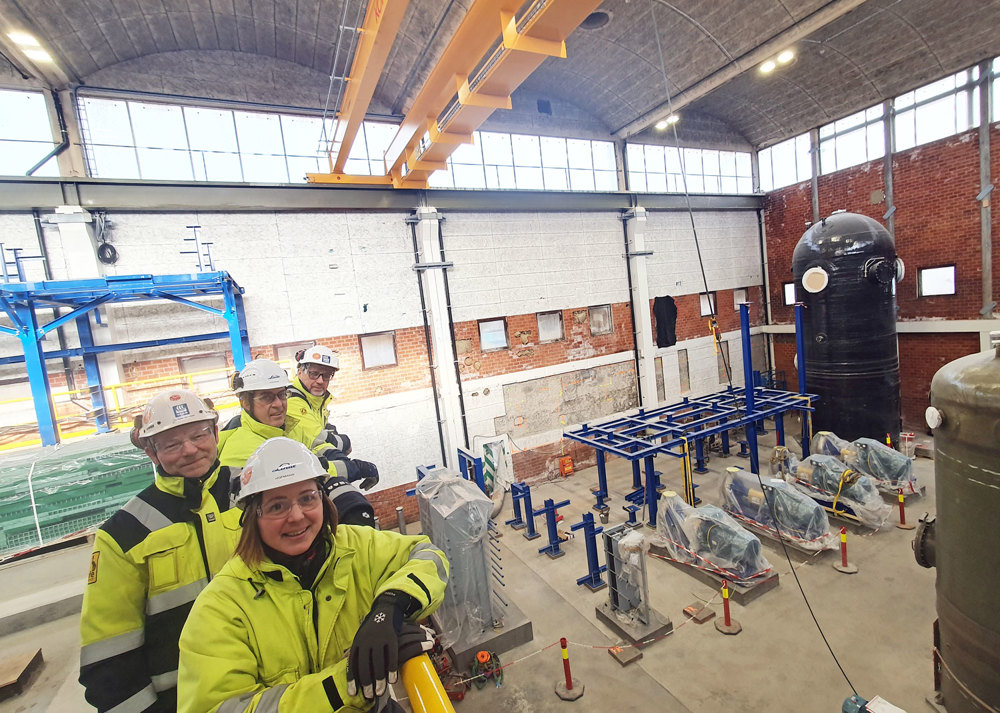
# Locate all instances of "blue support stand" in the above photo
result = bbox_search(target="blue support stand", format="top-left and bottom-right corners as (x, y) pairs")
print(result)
(794, 303), (811, 457)
(457, 447), (487, 494)
(571, 512), (607, 591)
(535, 498), (570, 558)
(519, 484), (541, 541)
(720, 428), (731, 456)
(505, 482), (529, 531)
(631, 459), (642, 490)
(623, 504), (641, 527)
(693, 438), (709, 474)
(16, 300), (57, 445)
(75, 313), (109, 433)
(775, 414), (785, 446)
(592, 450), (610, 511)
(739, 303), (761, 474)
(643, 457), (661, 527)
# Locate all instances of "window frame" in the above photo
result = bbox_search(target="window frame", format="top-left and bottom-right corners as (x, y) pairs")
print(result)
(478, 318), (510, 352)
(358, 331), (398, 370)
(588, 305), (614, 336)
(699, 292), (717, 317)
(917, 264), (957, 297)
(733, 288), (749, 310)
(783, 282), (797, 306)
(536, 310), (565, 343)
(677, 348), (691, 394)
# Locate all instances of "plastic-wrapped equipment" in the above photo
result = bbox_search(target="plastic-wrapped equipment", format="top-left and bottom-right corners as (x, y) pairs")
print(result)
(783, 453), (891, 529)
(654, 491), (772, 583)
(811, 431), (919, 494)
(416, 469), (496, 648)
(721, 469), (836, 551)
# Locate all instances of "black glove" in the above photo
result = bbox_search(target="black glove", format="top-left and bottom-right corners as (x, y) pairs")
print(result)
(347, 591), (418, 700)
(352, 460), (379, 491)
(397, 623), (435, 664)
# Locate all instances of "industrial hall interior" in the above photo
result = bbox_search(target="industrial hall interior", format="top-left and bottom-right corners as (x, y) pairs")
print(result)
(1, 0), (999, 712)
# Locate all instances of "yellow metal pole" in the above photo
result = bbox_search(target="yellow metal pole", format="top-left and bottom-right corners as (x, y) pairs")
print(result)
(400, 654), (455, 713)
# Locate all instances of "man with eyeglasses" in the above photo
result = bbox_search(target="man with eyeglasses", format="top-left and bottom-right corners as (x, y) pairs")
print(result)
(79, 388), (241, 713)
(219, 358), (379, 526)
(287, 345), (341, 444)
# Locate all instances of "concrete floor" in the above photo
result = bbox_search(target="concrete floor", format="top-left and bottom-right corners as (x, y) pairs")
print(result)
(0, 426), (938, 713)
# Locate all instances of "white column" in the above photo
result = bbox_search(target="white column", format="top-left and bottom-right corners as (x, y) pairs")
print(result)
(623, 207), (658, 408)
(412, 207), (464, 469)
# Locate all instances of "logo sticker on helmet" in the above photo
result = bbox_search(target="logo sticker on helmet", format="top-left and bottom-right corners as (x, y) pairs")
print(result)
(172, 404), (190, 418)
(242, 467), (253, 485)
(321, 355), (330, 363)
(169, 394), (182, 401)
(311, 352), (322, 359)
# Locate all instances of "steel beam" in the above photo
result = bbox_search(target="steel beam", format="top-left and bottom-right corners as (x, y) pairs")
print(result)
(16, 300), (58, 445)
(75, 312), (110, 432)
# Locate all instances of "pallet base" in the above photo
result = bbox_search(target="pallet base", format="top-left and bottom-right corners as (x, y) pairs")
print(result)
(648, 544), (780, 605)
(0, 649), (43, 701)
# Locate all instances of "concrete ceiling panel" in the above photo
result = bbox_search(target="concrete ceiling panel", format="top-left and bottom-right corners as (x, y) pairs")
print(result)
(274, 24), (295, 63)
(190, 12), (221, 49)
(166, 11), (198, 49)
(120, 14), (157, 56)
(145, 12), (180, 52)
(214, 13), (239, 51)
(235, 15), (257, 52)
(254, 20), (276, 57)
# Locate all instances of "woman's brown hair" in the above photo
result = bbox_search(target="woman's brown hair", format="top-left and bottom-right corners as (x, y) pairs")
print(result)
(234, 481), (338, 567)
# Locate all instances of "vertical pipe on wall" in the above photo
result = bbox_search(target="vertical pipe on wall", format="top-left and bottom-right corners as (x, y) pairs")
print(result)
(979, 60), (994, 316)
(809, 128), (821, 224)
(436, 221), (470, 450)
(621, 211), (644, 407)
(882, 99), (896, 238)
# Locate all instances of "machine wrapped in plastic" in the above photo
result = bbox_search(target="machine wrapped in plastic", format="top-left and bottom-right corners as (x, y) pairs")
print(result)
(812, 431), (919, 494)
(772, 447), (891, 529)
(721, 468), (836, 552)
(654, 491), (772, 584)
(416, 469), (497, 648)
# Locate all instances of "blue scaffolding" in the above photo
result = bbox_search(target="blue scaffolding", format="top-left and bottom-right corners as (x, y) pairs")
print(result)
(0, 271), (251, 446)
(564, 304), (817, 527)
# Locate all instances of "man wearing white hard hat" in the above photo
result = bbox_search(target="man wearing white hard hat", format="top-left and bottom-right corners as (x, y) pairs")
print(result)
(79, 388), (241, 713)
(177, 438), (448, 713)
(287, 344), (342, 444)
(219, 358), (379, 526)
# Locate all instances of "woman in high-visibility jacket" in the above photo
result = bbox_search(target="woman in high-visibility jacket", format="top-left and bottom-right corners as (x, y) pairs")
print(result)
(177, 438), (448, 713)
(79, 389), (242, 713)
(218, 358), (379, 526)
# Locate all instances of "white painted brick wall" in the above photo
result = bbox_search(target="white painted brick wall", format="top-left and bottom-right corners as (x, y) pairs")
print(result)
(442, 211), (628, 322)
(645, 211), (762, 296)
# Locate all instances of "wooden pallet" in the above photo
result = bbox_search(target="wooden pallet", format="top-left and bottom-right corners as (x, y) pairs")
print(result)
(648, 544), (779, 605)
(0, 649), (43, 700)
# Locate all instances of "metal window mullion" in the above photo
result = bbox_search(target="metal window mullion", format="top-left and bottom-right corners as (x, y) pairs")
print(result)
(123, 100), (142, 179)
(230, 111), (246, 183)
(180, 107), (197, 181)
(276, 115), (291, 183)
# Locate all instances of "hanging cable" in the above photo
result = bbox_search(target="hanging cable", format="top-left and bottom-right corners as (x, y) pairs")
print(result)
(647, 0), (858, 698)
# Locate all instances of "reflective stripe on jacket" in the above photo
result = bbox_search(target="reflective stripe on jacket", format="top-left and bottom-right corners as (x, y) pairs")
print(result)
(177, 525), (449, 713)
(285, 377), (331, 443)
(217, 411), (317, 471)
(79, 462), (241, 713)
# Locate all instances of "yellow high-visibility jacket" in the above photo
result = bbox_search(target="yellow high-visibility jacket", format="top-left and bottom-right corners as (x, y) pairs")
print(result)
(177, 526), (449, 713)
(285, 376), (332, 444)
(79, 461), (242, 713)
(217, 411), (318, 470)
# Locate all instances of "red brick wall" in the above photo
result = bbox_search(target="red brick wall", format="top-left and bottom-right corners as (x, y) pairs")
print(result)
(763, 127), (998, 429)
(367, 482), (421, 526)
(898, 332), (982, 429)
(452, 302), (634, 380)
(654, 285), (767, 340)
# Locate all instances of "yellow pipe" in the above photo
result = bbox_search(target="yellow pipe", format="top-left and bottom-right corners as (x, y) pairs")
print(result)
(400, 654), (455, 713)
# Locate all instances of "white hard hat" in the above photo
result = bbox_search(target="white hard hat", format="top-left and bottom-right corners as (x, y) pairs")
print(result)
(232, 359), (291, 393)
(236, 437), (327, 505)
(138, 389), (218, 439)
(297, 345), (340, 371)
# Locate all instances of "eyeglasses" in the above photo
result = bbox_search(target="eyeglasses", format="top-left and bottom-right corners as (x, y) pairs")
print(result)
(304, 368), (334, 382)
(153, 426), (214, 456)
(257, 489), (322, 520)
(252, 390), (289, 405)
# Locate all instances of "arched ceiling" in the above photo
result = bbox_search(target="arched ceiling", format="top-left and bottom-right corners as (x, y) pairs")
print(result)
(1, 0), (999, 148)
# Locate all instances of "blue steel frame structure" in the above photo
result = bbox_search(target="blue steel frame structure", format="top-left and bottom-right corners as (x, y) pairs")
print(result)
(564, 304), (816, 528)
(0, 271), (251, 446)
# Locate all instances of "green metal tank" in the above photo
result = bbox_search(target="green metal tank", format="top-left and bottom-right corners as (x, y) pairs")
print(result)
(922, 334), (1000, 712)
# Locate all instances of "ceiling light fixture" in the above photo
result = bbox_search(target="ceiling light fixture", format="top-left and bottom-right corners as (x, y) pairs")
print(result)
(759, 60), (776, 74)
(23, 48), (53, 63)
(655, 119), (668, 130)
(7, 30), (39, 46)
(777, 49), (795, 64)
(655, 115), (679, 130)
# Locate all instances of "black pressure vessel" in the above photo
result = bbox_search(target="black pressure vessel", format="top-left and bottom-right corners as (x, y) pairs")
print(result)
(791, 212), (901, 443)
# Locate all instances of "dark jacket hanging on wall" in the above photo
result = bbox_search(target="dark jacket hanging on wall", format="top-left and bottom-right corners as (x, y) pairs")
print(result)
(653, 296), (677, 348)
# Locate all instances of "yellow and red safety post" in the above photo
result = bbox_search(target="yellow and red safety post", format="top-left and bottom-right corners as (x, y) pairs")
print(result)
(714, 580), (742, 635)
(833, 526), (859, 574)
(896, 488), (915, 530)
(554, 637), (584, 700)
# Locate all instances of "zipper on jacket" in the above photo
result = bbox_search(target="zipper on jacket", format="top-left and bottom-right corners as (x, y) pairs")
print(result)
(191, 514), (212, 581)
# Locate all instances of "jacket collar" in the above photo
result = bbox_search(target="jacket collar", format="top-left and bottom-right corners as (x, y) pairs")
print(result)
(290, 377), (330, 411)
(240, 410), (286, 439)
(231, 528), (352, 587)
(154, 459), (222, 498)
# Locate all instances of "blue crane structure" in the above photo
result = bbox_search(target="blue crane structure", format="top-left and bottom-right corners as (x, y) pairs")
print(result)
(0, 271), (251, 446)
(564, 303), (816, 526)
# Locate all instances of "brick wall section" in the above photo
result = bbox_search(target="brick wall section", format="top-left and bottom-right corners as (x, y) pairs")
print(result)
(897, 332), (982, 429)
(511, 438), (601, 484)
(366, 482), (421, 526)
(453, 302), (634, 380)
(653, 285), (766, 340)
(763, 128), (1000, 428)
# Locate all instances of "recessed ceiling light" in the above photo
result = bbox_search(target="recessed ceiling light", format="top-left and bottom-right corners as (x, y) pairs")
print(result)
(777, 49), (795, 64)
(759, 60), (776, 74)
(24, 48), (53, 62)
(580, 11), (611, 30)
(7, 31), (39, 47)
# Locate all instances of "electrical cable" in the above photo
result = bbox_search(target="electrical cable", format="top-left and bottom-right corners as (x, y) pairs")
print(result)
(647, 0), (858, 698)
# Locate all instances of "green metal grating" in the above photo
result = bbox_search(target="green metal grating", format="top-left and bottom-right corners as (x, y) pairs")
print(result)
(0, 432), (154, 560)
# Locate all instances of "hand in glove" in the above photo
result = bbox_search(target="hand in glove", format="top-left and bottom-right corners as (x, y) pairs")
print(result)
(347, 591), (417, 699)
(397, 623), (436, 665)
(352, 459), (379, 491)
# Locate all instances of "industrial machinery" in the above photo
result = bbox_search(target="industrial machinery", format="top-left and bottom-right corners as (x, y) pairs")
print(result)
(721, 467), (837, 552)
(915, 334), (1000, 712)
(655, 491), (772, 583)
(772, 448), (891, 529)
(791, 212), (903, 443)
(812, 431), (919, 495)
